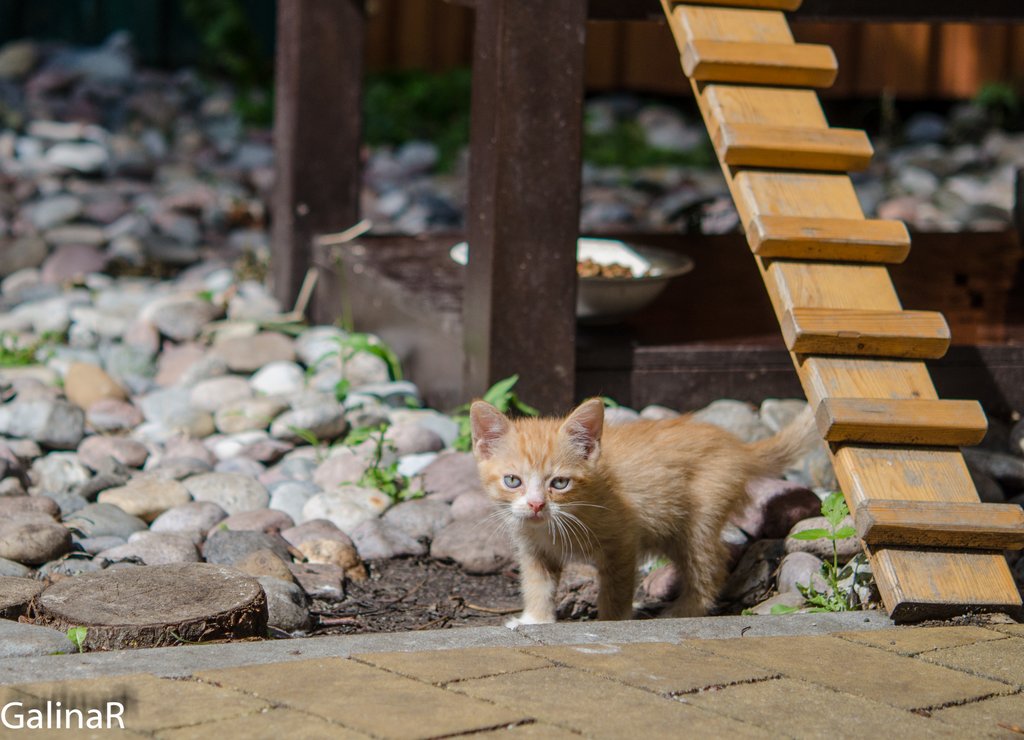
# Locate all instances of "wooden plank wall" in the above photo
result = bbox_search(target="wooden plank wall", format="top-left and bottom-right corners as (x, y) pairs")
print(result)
(365, 0), (1024, 98)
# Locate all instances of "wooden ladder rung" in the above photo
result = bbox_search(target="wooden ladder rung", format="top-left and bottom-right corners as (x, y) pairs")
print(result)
(747, 215), (911, 263)
(856, 500), (1024, 550)
(713, 123), (873, 171)
(816, 398), (988, 446)
(781, 308), (950, 359)
(669, 0), (802, 10)
(682, 40), (838, 88)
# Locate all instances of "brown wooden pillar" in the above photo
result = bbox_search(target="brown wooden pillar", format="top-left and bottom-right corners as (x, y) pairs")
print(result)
(463, 0), (587, 414)
(272, 0), (365, 321)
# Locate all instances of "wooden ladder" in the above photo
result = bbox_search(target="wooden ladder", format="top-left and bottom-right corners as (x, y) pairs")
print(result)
(661, 0), (1024, 621)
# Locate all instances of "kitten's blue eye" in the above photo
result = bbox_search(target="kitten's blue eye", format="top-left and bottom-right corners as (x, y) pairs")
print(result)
(503, 475), (522, 489)
(550, 477), (571, 491)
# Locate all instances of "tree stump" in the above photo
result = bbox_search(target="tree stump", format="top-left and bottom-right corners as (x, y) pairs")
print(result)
(29, 563), (268, 650)
(0, 576), (44, 620)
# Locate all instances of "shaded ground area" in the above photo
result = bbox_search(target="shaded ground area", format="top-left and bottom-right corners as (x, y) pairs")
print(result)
(312, 557), (522, 635)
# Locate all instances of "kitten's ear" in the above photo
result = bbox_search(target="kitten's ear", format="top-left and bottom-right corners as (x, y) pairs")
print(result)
(470, 401), (510, 460)
(561, 398), (604, 460)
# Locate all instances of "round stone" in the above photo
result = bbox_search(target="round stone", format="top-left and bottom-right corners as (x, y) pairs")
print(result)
(97, 478), (192, 522)
(183, 472), (270, 515)
(77, 435), (149, 470)
(301, 486), (391, 534)
(383, 497), (453, 540)
(0, 518), (72, 565)
(64, 362), (127, 410)
(212, 332), (295, 373)
(250, 361), (305, 396)
(150, 501), (228, 538)
(214, 396), (289, 434)
(63, 502), (148, 539)
(190, 375), (253, 413)
(97, 531), (200, 565)
(85, 398), (144, 432)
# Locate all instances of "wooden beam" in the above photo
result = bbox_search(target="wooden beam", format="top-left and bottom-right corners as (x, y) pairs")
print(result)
(463, 0), (585, 414)
(856, 500), (1024, 550)
(272, 0), (365, 322)
(587, 0), (1024, 21)
(781, 308), (950, 358)
(682, 39), (838, 86)
(746, 215), (910, 262)
(714, 122), (873, 171)
(815, 398), (988, 446)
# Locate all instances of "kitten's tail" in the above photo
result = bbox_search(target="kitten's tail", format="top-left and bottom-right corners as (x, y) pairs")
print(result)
(749, 405), (821, 476)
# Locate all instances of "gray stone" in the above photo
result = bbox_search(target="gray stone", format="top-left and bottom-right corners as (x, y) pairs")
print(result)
(0, 620), (75, 658)
(350, 518), (427, 560)
(220, 507), (294, 534)
(183, 472), (269, 515)
(450, 491), (493, 522)
(268, 481), (318, 523)
(641, 563), (680, 602)
(77, 435), (148, 469)
(214, 396), (289, 434)
(639, 405), (680, 421)
(383, 497), (453, 540)
(250, 361), (305, 396)
(150, 501), (228, 539)
(419, 451), (484, 502)
(233, 548), (295, 583)
(312, 448), (369, 491)
(74, 535), (126, 556)
(147, 456), (213, 480)
(25, 195), (82, 230)
(0, 399), (85, 449)
(288, 562), (345, 602)
(301, 486), (391, 534)
(603, 407), (640, 426)
(212, 332), (295, 373)
(720, 539), (786, 608)
(384, 421), (444, 457)
(969, 469), (1006, 504)
(777, 551), (829, 595)
(785, 516), (861, 563)
(28, 452), (91, 496)
(214, 458), (265, 477)
(202, 528), (292, 566)
(747, 591), (807, 616)
(45, 141), (108, 173)
(40, 245), (108, 284)
(962, 447), (1024, 490)
(0, 557), (31, 577)
(281, 518), (354, 549)
(190, 375), (252, 413)
(0, 237), (48, 277)
(759, 399), (809, 434)
(270, 402), (348, 444)
(144, 296), (220, 342)
(430, 519), (514, 575)
(257, 576), (311, 632)
(0, 518), (72, 565)
(98, 531), (200, 565)
(63, 502), (147, 539)
(691, 399), (771, 443)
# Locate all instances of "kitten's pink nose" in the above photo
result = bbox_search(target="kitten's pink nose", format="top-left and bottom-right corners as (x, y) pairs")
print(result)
(527, 500), (545, 514)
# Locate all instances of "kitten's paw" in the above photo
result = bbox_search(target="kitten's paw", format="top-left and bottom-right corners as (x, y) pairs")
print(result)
(504, 613), (554, 630)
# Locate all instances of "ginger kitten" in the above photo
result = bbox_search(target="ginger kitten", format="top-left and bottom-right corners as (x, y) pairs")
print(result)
(470, 398), (818, 625)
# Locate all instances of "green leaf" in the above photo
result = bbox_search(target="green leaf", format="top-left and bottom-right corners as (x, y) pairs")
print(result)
(769, 604), (800, 615)
(66, 626), (87, 653)
(821, 491), (849, 528)
(483, 375), (520, 408)
(508, 394), (539, 417)
(833, 526), (857, 540)
(600, 396), (620, 409)
(790, 528), (832, 541)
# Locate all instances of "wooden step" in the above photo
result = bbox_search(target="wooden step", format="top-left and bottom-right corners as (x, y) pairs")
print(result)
(667, 0), (802, 11)
(855, 500), (1024, 550)
(815, 398), (988, 446)
(781, 308), (950, 359)
(681, 40), (838, 87)
(713, 122), (873, 171)
(747, 215), (911, 263)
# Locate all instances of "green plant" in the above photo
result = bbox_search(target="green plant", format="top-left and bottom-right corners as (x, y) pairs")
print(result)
(974, 81), (1021, 129)
(451, 375), (540, 452)
(354, 425), (415, 504)
(789, 492), (860, 613)
(583, 120), (716, 169)
(364, 69), (472, 172)
(288, 425), (328, 463)
(313, 333), (403, 404)
(66, 626), (87, 653)
(0, 331), (61, 367)
(181, 0), (273, 125)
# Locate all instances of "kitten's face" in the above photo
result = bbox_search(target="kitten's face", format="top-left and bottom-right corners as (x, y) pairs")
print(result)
(470, 399), (604, 526)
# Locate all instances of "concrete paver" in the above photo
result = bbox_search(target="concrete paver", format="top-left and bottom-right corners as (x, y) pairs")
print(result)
(929, 693), (1024, 736)
(523, 642), (777, 695)
(12, 673), (269, 733)
(683, 676), (960, 738)
(920, 636), (1024, 688)
(355, 646), (552, 685)
(153, 708), (371, 739)
(837, 625), (1009, 655)
(695, 634), (1015, 710)
(197, 657), (530, 739)
(452, 665), (773, 738)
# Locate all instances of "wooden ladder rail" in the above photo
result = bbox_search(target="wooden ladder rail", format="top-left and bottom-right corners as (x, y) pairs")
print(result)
(661, 0), (1022, 621)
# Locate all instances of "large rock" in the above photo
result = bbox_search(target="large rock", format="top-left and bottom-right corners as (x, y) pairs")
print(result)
(77, 435), (149, 470)
(692, 399), (772, 443)
(97, 531), (200, 565)
(382, 497), (453, 541)
(63, 502), (147, 539)
(785, 516), (861, 563)
(0, 620), (75, 658)
(719, 539), (786, 608)
(777, 551), (828, 595)
(97, 478), (192, 522)
(144, 296), (220, 342)
(257, 576), (311, 632)
(0, 518), (72, 565)
(350, 518), (427, 560)
(430, 519), (514, 575)
(419, 451), (485, 502)
(150, 501), (228, 539)
(214, 396), (289, 434)
(190, 375), (253, 413)
(183, 472), (269, 515)
(301, 486), (391, 534)
(270, 401), (348, 444)
(0, 399), (85, 449)
(212, 332), (295, 373)
(962, 448), (1024, 490)
(64, 362), (127, 410)
(202, 528), (292, 566)
(221, 508), (294, 534)
(733, 479), (822, 540)
(28, 452), (91, 497)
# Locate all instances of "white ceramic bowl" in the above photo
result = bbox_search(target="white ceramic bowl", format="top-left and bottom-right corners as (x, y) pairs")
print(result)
(449, 238), (694, 320)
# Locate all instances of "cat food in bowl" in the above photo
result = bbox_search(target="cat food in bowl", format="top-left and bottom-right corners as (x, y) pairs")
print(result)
(449, 238), (693, 321)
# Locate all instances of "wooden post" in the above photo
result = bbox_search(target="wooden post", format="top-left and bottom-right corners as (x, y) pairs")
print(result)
(272, 0), (365, 322)
(463, 0), (586, 414)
